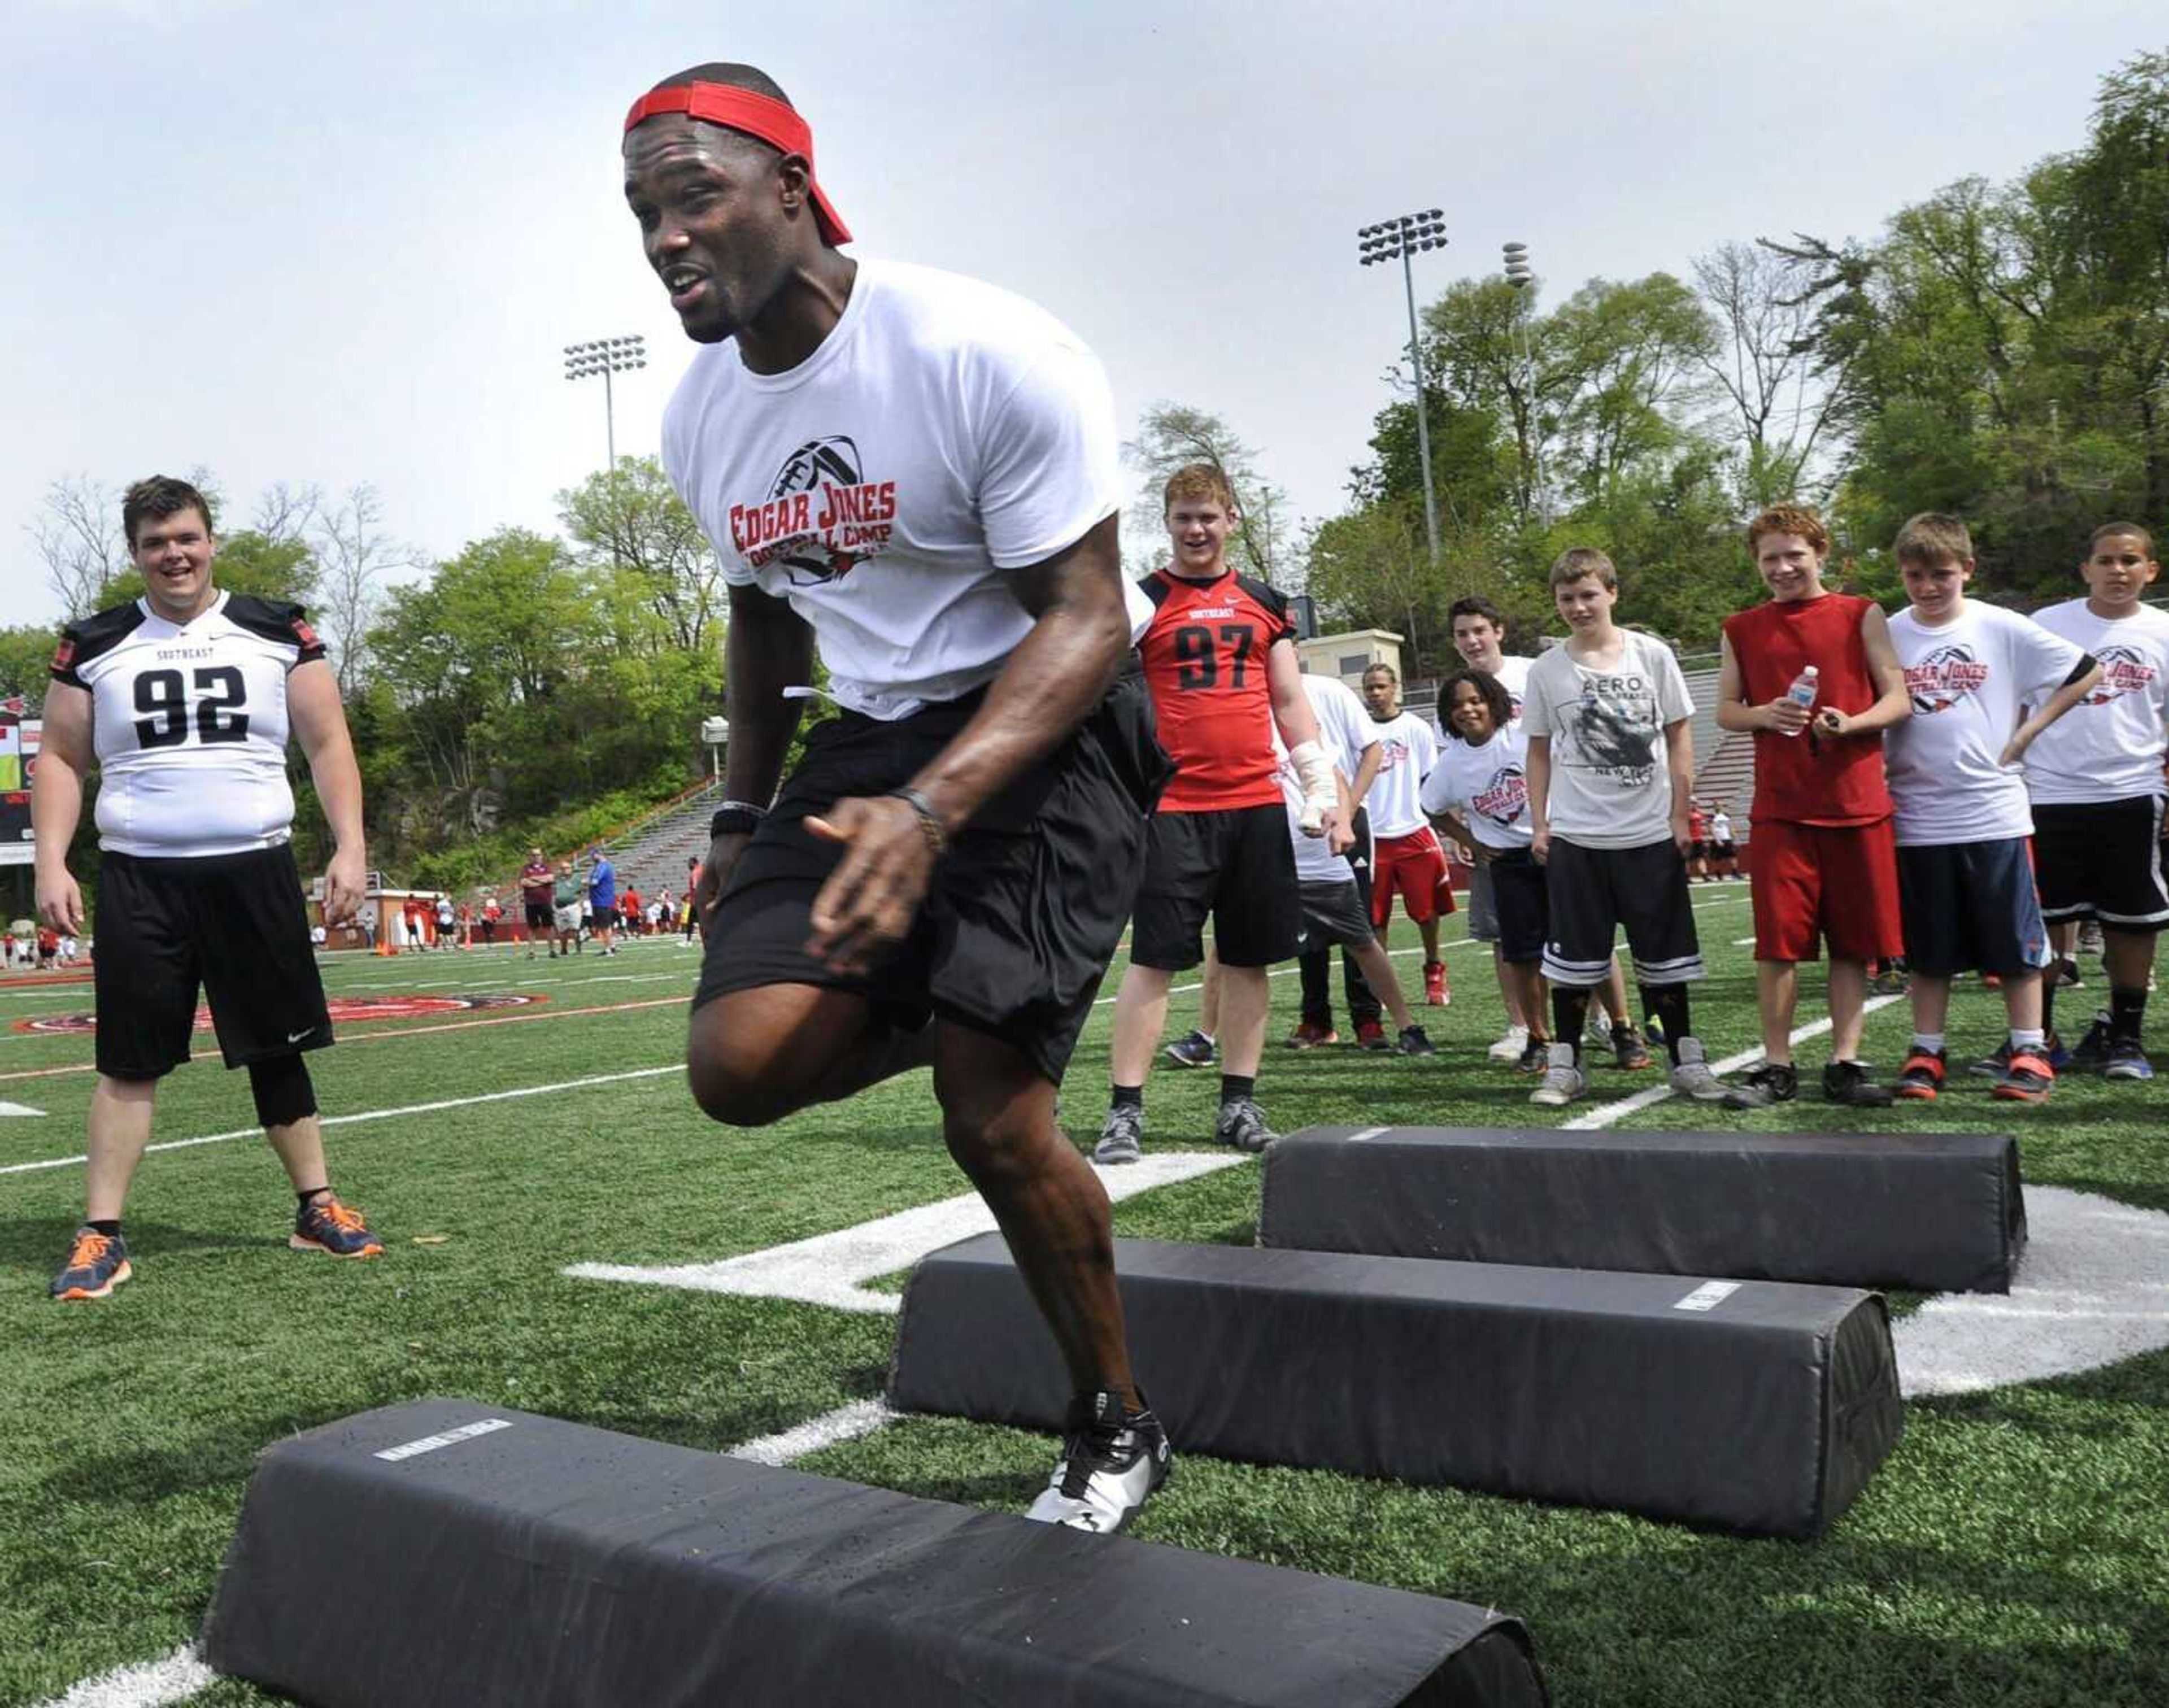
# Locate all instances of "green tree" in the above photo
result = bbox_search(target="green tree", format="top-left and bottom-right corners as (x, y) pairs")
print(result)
(0, 627), (59, 706)
(557, 457), (723, 652)
(1122, 403), (1295, 585)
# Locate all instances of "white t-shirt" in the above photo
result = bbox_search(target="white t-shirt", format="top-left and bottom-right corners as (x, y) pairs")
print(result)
(1433, 653), (1530, 742)
(1274, 674), (1375, 883)
(1361, 708), (1439, 838)
(663, 258), (1148, 721)
(1521, 631), (1693, 849)
(2021, 599), (2169, 805)
(1885, 601), (2084, 845)
(1421, 724), (1532, 851)
(55, 591), (320, 859)
(1709, 811), (1734, 844)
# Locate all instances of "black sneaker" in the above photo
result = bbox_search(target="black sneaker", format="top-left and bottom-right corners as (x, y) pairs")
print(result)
(2103, 1039), (2155, 1082)
(2066, 1012), (2114, 1070)
(1730, 1062), (1798, 1107)
(1396, 1025), (1438, 1056)
(1214, 1097), (1277, 1153)
(1823, 1060), (1894, 1108)
(50, 1226), (130, 1301)
(1093, 1104), (1143, 1165)
(1611, 1023), (1655, 1071)
(2054, 957), (2083, 989)
(1513, 1037), (1551, 1074)
(1967, 1040), (2013, 1079)
(1024, 1389), (1171, 1533)
(1162, 1029), (1217, 1069)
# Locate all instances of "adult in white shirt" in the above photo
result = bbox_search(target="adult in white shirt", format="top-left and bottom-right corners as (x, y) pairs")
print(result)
(1359, 663), (1454, 1006)
(633, 62), (1170, 1532)
(2020, 522), (2169, 1079)
(35, 475), (380, 1302)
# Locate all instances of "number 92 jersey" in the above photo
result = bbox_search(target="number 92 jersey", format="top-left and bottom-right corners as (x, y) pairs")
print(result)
(50, 592), (326, 858)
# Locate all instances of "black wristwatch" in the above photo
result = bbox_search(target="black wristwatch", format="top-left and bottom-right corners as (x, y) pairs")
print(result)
(710, 805), (766, 839)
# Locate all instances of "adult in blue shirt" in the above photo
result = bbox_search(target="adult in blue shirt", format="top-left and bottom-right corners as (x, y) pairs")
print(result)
(587, 847), (619, 957)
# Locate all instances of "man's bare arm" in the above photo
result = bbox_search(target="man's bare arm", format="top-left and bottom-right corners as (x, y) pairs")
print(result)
(289, 658), (368, 924)
(32, 681), (93, 933)
(692, 582), (816, 919)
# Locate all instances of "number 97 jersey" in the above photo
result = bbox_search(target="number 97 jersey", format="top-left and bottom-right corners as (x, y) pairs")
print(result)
(1137, 568), (1295, 812)
(51, 592), (325, 858)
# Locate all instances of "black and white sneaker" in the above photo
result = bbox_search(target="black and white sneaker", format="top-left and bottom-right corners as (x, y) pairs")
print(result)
(1093, 1104), (1143, 1166)
(1025, 1389), (1171, 1533)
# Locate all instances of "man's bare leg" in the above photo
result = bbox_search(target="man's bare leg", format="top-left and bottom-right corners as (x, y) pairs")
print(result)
(1194, 948), (1221, 1036)
(934, 1023), (1136, 1404)
(688, 984), (937, 1127)
(84, 1075), (158, 1223)
(264, 1114), (333, 1195)
(1348, 938), (1417, 1032)
(1600, 956), (1633, 1027)
(1215, 964), (1271, 1077)
(1757, 961), (1800, 1066)
(1492, 947), (1524, 1028)
(1108, 963), (1176, 1088)
(1828, 959), (1871, 1062)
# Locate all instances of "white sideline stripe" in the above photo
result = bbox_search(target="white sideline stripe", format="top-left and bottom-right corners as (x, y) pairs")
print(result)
(1733, 936), (1758, 947)
(566, 1150), (1244, 1314)
(1894, 1186), (2169, 1396)
(0, 1066), (681, 1177)
(24, 1644), (214, 1708)
(728, 1397), (899, 1466)
(0, 1100), (46, 1116)
(1560, 994), (1906, 1130)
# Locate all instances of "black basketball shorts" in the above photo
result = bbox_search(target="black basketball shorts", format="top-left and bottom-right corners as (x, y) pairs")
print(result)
(1540, 836), (1704, 988)
(1131, 802), (1303, 971)
(94, 844), (334, 1079)
(692, 674), (1171, 1085)
(2032, 798), (2169, 929)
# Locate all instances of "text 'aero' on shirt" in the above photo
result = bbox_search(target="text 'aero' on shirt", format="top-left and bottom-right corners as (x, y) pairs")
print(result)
(1521, 631), (1695, 850)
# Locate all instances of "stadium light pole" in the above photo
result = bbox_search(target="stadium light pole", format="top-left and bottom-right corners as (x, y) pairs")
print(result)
(1358, 210), (1447, 567)
(1501, 243), (1548, 528)
(563, 336), (648, 472)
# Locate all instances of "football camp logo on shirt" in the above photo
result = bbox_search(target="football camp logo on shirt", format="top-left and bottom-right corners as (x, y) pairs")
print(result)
(2081, 644), (2158, 706)
(1470, 764), (1528, 827)
(1905, 644), (1992, 714)
(727, 435), (898, 586)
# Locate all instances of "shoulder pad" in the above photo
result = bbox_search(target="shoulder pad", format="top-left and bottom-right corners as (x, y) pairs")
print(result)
(50, 603), (147, 685)
(226, 595), (328, 661)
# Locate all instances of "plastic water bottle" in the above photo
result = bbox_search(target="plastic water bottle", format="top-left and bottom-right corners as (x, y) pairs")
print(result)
(1780, 665), (1818, 737)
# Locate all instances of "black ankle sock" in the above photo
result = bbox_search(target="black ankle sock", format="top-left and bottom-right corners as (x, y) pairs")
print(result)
(2041, 979), (2058, 1036)
(88, 1218), (120, 1238)
(1550, 987), (1593, 1064)
(2110, 986), (2148, 1044)
(1110, 1084), (1143, 1111)
(297, 1188), (329, 1209)
(1641, 984), (1693, 1066)
(1218, 1073), (1256, 1105)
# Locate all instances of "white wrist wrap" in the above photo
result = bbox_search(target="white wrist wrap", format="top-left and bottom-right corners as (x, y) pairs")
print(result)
(1289, 740), (1336, 834)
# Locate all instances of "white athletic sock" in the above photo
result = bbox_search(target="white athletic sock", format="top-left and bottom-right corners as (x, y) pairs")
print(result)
(2010, 1028), (2045, 1053)
(1911, 1032), (1945, 1055)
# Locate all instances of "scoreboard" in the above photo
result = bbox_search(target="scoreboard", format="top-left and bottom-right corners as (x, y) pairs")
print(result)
(0, 712), (37, 868)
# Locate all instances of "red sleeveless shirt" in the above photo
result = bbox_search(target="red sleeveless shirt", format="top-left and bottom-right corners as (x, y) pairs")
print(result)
(1722, 592), (1894, 826)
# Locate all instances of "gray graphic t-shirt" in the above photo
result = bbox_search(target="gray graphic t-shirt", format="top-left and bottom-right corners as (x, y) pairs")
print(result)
(1522, 631), (1693, 849)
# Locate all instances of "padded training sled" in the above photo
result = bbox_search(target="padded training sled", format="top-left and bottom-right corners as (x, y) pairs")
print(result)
(1261, 1125), (2026, 1293)
(892, 1236), (1901, 1539)
(202, 1399), (1547, 1708)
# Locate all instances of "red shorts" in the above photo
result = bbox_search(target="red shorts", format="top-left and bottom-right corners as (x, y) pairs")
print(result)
(1371, 827), (1457, 928)
(1749, 817), (1904, 962)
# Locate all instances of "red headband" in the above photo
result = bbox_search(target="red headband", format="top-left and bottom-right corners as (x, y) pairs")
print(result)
(624, 84), (852, 246)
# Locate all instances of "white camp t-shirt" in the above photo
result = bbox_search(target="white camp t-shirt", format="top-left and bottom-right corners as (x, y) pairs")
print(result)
(1432, 653), (1530, 743)
(1709, 811), (1734, 844)
(2020, 599), (2169, 805)
(1521, 631), (1693, 849)
(1362, 708), (1438, 838)
(55, 591), (317, 858)
(1885, 602), (2084, 845)
(1421, 724), (1532, 851)
(1273, 673), (1376, 883)
(663, 258), (1149, 720)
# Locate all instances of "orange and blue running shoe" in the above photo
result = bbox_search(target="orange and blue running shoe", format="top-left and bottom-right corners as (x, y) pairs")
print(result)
(291, 1193), (384, 1258)
(1992, 1050), (2056, 1104)
(1894, 1047), (1946, 1101)
(50, 1226), (130, 1300)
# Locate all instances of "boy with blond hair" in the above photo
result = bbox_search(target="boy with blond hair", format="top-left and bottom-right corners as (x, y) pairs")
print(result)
(1884, 514), (2102, 1103)
(1522, 548), (1741, 1108)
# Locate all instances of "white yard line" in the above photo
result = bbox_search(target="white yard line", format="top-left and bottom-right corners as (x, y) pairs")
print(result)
(728, 1398), (900, 1466)
(1561, 994), (1907, 1130)
(25, 1646), (216, 1708)
(0, 1101), (47, 1117)
(0, 1066), (681, 1178)
(567, 1150), (1243, 1314)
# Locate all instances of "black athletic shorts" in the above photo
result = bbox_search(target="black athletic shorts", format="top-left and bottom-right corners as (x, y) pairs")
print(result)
(524, 899), (552, 931)
(94, 845), (333, 1078)
(1132, 802), (1302, 970)
(692, 673), (1171, 1084)
(1294, 878), (1374, 953)
(1487, 848), (1549, 965)
(1540, 836), (1704, 988)
(2032, 799), (2169, 929)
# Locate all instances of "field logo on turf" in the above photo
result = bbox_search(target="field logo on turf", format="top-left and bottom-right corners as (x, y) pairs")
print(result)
(12, 992), (547, 1035)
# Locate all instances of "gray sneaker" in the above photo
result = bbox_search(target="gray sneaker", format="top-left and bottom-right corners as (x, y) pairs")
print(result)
(1670, 1037), (1746, 1105)
(1214, 1097), (1277, 1153)
(1529, 1043), (1587, 1107)
(1093, 1103), (1143, 1165)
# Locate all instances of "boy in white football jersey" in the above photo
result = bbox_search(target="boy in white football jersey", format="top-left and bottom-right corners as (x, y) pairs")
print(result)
(1883, 514), (2102, 1103)
(36, 476), (380, 1300)
(2019, 522), (2169, 1081)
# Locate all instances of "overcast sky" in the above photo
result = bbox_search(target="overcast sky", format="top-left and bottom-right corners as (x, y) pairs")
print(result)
(5, 0), (2161, 631)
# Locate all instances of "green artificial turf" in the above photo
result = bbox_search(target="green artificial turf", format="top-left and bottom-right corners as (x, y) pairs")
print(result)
(2, 900), (2164, 1705)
